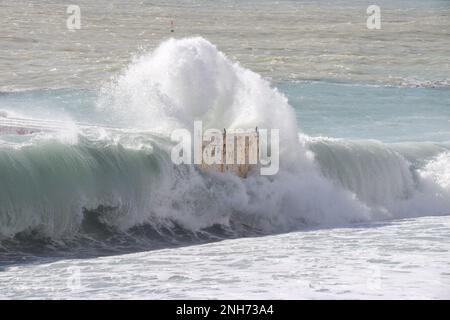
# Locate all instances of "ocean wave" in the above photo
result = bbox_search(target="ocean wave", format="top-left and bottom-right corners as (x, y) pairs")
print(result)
(1, 37), (450, 244)
(398, 79), (450, 89)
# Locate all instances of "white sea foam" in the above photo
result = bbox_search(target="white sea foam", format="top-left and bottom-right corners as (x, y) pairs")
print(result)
(420, 152), (450, 190)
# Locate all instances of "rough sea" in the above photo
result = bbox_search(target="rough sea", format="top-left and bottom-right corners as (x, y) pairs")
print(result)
(0, 0), (449, 299)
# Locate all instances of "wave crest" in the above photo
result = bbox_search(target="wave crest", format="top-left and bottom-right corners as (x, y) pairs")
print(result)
(1, 37), (450, 242)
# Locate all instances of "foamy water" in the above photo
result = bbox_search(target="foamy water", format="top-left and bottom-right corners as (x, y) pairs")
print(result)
(2, 216), (450, 299)
(1, 0), (450, 299)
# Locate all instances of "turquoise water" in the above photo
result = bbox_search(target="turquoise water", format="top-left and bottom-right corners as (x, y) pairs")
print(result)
(2, 81), (449, 144)
(280, 81), (450, 143)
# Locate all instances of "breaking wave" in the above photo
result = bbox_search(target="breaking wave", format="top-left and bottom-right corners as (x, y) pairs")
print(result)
(1, 37), (449, 247)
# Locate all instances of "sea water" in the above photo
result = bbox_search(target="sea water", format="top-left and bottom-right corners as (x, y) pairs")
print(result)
(0, 0), (449, 299)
